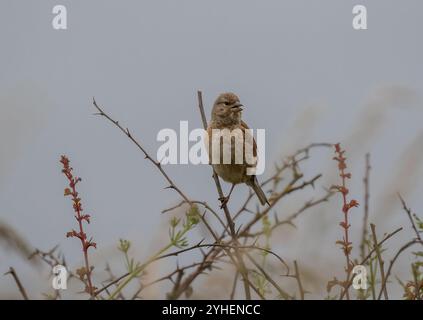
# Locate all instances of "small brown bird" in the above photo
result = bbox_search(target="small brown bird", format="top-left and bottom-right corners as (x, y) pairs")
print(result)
(205, 92), (269, 207)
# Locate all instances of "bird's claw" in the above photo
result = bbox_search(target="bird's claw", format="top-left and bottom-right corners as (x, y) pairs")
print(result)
(219, 196), (229, 209)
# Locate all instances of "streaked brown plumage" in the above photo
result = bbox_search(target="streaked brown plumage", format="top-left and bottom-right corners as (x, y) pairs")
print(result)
(205, 92), (269, 206)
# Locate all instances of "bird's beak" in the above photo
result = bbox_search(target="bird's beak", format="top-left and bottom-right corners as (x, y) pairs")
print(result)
(231, 102), (243, 113)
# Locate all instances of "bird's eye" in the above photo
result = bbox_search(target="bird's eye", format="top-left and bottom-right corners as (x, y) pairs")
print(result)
(223, 101), (229, 106)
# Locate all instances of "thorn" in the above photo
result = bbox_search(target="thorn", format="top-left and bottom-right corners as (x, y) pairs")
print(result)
(235, 224), (243, 236)
(50, 245), (60, 254)
(274, 211), (279, 223)
(200, 249), (206, 257)
(287, 221), (297, 229)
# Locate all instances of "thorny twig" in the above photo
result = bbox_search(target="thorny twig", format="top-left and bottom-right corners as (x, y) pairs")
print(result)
(370, 223), (388, 300)
(398, 194), (422, 241)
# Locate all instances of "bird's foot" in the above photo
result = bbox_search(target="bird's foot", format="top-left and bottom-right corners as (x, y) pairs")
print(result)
(218, 196), (230, 209)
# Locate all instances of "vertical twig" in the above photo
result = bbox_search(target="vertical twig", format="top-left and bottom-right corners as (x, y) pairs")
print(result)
(60, 156), (97, 297)
(332, 143), (359, 300)
(370, 223), (388, 300)
(230, 271), (239, 300)
(411, 263), (422, 300)
(360, 153), (371, 260)
(5, 267), (29, 300)
(368, 257), (377, 300)
(293, 261), (305, 300)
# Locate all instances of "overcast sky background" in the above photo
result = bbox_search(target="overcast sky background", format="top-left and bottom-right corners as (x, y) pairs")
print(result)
(1, 0), (422, 298)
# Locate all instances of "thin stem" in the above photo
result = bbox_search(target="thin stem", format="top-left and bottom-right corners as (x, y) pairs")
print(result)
(294, 261), (305, 300)
(360, 153), (371, 261)
(398, 193), (422, 241)
(370, 223), (388, 299)
(340, 166), (351, 300)
(108, 241), (174, 300)
(230, 271), (239, 300)
(333, 144), (358, 300)
(378, 239), (423, 299)
(60, 156), (96, 297)
(5, 267), (29, 300)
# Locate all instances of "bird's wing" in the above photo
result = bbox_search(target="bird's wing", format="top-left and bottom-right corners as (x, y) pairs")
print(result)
(241, 120), (257, 158)
(241, 121), (258, 172)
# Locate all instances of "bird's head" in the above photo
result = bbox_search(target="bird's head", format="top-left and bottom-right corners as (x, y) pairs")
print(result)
(211, 92), (244, 126)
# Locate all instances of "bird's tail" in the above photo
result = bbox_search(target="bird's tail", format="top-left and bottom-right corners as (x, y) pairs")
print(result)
(248, 176), (269, 206)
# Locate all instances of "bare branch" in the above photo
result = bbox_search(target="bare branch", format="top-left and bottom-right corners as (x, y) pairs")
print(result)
(378, 239), (423, 300)
(92, 98), (192, 205)
(5, 267), (29, 300)
(398, 193), (421, 241)
(294, 261), (305, 300)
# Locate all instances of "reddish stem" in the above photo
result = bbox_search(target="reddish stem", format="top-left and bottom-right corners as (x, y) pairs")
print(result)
(71, 177), (94, 296)
(61, 156), (96, 297)
(333, 144), (359, 300)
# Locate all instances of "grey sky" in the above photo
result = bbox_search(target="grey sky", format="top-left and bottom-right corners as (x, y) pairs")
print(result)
(0, 1), (422, 298)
